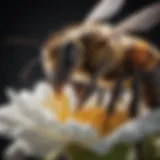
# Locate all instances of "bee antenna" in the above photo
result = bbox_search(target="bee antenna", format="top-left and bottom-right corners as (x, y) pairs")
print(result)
(19, 56), (41, 84)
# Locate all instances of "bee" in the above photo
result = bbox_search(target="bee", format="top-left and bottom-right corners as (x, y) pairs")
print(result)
(42, 0), (160, 112)
(41, 1), (160, 159)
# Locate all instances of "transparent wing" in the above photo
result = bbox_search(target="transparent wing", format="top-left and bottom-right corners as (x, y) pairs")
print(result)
(84, 0), (125, 23)
(113, 2), (160, 35)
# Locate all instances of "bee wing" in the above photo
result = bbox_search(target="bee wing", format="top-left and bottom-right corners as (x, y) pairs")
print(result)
(113, 2), (160, 35)
(84, 0), (125, 23)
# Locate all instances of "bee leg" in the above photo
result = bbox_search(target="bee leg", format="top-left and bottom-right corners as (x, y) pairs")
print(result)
(129, 72), (141, 118)
(129, 71), (144, 160)
(77, 81), (97, 108)
(106, 74), (124, 115)
(72, 82), (88, 108)
(77, 84), (107, 108)
(96, 88), (106, 106)
(101, 72), (124, 134)
(77, 59), (111, 108)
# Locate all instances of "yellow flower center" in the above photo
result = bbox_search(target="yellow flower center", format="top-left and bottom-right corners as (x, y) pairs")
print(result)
(42, 92), (129, 136)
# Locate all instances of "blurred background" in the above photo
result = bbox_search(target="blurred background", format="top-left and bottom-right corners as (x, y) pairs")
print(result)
(0, 0), (160, 159)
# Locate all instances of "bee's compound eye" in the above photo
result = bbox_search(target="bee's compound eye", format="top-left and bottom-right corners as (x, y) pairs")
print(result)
(60, 42), (78, 65)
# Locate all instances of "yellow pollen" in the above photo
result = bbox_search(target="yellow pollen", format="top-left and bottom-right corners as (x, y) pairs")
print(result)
(42, 92), (129, 136)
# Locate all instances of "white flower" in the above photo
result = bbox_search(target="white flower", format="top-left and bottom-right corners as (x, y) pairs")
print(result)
(0, 81), (160, 159)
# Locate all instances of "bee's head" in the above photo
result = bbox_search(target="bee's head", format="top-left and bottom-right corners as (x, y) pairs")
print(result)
(41, 23), (112, 93)
(41, 28), (85, 93)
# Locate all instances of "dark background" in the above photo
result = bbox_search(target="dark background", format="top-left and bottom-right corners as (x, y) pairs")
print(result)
(0, 0), (160, 159)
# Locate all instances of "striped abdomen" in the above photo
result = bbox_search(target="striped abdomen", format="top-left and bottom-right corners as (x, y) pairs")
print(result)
(128, 40), (160, 108)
